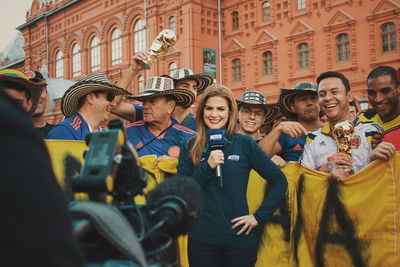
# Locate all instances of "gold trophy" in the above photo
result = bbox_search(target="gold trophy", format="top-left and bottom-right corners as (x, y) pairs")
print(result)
(333, 120), (355, 173)
(143, 29), (177, 68)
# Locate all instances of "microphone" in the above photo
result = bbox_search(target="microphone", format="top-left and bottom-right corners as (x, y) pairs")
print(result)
(147, 177), (204, 237)
(207, 129), (224, 189)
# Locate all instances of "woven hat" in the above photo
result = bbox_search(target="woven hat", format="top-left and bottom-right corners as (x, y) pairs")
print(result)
(237, 90), (280, 125)
(0, 69), (46, 115)
(128, 76), (195, 107)
(167, 68), (213, 95)
(61, 73), (131, 118)
(279, 82), (317, 118)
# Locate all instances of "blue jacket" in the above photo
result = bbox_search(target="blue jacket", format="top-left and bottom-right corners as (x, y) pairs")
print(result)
(177, 133), (287, 247)
(47, 113), (90, 141)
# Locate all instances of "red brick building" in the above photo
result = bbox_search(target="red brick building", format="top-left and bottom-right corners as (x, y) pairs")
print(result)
(13, 0), (400, 119)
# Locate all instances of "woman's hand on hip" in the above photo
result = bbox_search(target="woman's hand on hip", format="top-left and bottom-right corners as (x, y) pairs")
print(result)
(207, 150), (224, 169)
(231, 215), (259, 235)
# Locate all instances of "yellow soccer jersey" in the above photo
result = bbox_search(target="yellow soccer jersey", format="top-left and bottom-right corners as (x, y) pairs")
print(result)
(358, 109), (400, 131)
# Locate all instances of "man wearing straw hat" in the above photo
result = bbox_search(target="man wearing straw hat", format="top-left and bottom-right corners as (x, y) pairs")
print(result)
(0, 69), (45, 116)
(125, 76), (196, 159)
(236, 90), (280, 141)
(259, 82), (322, 167)
(47, 73), (130, 140)
(113, 52), (213, 130)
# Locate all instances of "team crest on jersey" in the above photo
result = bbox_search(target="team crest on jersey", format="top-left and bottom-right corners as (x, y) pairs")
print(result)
(227, 155), (240, 161)
(168, 146), (181, 158)
(351, 135), (361, 149)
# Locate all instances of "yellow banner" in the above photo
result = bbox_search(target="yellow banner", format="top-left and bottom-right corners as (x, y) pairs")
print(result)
(46, 141), (400, 266)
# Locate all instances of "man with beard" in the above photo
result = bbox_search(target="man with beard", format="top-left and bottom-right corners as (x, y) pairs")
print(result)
(300, 71), (395, 181)
(358, 66), (400, 150)
(47, 73), (130, 140)
(259, 82), (322, 167)
(24, 71), (55, 137)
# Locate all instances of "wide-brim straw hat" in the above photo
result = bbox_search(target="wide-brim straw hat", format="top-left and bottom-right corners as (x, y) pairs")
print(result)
(167, 68), (213, 95)
(61, 73), (131, 118)
(127, 76), (195, 107)
(0, 69), (46, 115)
(237, 90), (280, 125)
(279, 82), (318, 118)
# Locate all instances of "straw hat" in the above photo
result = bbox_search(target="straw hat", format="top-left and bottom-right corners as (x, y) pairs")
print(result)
(0, 69), (46, 115)
(128, 76), (195, 107)
(237, 90), (280, 125)
(61, 73), (131, 118)
(279, 82), (317, 118)
(167, 68), (213, 95)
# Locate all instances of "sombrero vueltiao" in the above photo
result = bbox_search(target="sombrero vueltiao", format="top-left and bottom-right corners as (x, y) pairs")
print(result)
(61, 73), (131, 118)
(279, 82), (318, 118)
(236, 90), (280, 125)
(127, 76), (195, 107)
(0, 69), (46, 115)
(167, 68), (213, 95)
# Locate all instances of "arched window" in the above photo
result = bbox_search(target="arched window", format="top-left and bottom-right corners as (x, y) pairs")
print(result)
(72, 43), (81, 78)
(55, 50), (63, 78)
(381, 22), (397, 52)
(111, 28), (122, 66)
(297, 0), (306, 10)
(263, 51), (273, 76)
(138, 75), (144, 92)
(90, 36), (101, 72)
(232, 11), (239, 31)
(297, 43), (309, 69)
(262, 2), (270, 21)
(337, 33), (350, 62)
(169, 62), (177, 73)
(169, 16), (176, 32)
(232, 58), (241, 81)
(134, 19), (147, 53)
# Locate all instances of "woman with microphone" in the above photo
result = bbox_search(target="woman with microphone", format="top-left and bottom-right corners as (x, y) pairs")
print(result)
(177, 84), (287, 267)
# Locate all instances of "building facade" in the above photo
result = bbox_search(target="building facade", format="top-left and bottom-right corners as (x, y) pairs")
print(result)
(14, 0), (400, 120)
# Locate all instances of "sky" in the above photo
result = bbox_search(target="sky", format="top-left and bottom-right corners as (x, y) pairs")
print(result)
(0, 0), (34, 51)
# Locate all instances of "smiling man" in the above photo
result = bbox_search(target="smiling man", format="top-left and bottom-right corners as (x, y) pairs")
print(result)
(300, 71), (395, 181)
(358, 66), (400, 150)
(236, 91), (279, 141)
(47, 73), (130, 140)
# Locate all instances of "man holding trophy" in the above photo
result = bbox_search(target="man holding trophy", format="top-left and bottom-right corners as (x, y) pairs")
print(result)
(113, 29), (212, 131)
(300, 71), (396, 181)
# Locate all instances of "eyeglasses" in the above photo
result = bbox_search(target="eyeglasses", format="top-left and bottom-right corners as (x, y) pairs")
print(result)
(239, 107), (266, 119)
(94, 90), (115, 102)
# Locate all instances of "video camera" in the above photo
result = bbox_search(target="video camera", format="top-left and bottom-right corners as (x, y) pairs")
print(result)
(69, 120), (203, 267)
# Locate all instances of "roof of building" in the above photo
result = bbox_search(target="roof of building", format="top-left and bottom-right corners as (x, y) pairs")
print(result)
(0, 33), (25, 65)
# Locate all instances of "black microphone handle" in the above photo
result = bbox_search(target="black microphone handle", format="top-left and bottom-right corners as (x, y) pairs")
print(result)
(216, 164), (223, 189)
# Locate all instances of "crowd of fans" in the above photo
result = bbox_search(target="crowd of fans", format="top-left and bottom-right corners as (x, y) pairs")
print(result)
(0, 55), (398, 266)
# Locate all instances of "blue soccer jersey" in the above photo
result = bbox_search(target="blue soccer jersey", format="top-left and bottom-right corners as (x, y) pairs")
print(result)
(47, 113), (91, 141)
(278, 133), (307, 162)
(126, 120), (196, 158)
